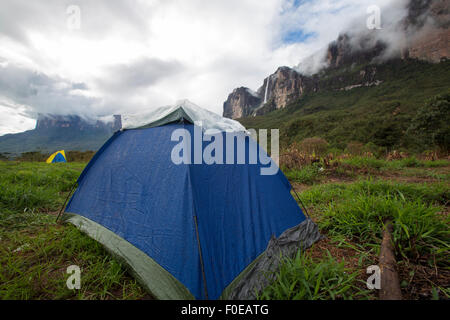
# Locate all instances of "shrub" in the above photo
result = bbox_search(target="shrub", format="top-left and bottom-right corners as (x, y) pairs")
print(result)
(16, 152), (47, 162)
(363, 142), (384, 158)
(300, 137), (328, 156)
(346, 142), (364, 156)
(327, 147), (344, 157)
(406, 93), (450, 152)
(66, 151), (95, 162)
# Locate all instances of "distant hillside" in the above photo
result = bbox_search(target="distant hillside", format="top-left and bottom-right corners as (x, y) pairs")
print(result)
(238, 59), (450, 152)
(223, 0), (449, 120)
(225, 0), (450, 152)
(0, 114), (121, 156)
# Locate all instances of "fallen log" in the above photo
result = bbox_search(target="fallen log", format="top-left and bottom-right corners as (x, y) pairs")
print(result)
(379, 219), (402, 300)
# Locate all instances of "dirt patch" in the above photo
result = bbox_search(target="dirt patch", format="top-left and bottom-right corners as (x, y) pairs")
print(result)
(377, 172), (442, 184)
(44, 210), (61, 216)
(308, 237), (362, 270)
(398, 262), (450, 300)
(291, 179), (354, 193)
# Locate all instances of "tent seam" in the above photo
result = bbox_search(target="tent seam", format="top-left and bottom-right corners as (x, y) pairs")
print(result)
(184, 121), (209, 300)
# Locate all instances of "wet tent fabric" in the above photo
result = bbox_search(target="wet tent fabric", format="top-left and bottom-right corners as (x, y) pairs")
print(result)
(46, 150), (66, 163)
(64, 122), (306, 299)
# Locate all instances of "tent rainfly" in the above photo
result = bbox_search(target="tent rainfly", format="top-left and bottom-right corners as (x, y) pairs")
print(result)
(62, 100), (321, 300)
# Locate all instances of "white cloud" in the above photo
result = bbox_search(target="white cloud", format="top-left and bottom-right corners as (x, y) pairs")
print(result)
(0, 101), (35, 135)
(0, 0), (404, 134)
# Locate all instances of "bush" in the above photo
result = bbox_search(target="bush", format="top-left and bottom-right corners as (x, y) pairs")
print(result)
(300, 137), (328, 156)
(406, 93), (450, 152)
(363, 142), (384, 158)
(66, 151), (95, 162)
(16, 152), (47, 162)
(327, 147), (344, 157)
(346, 142), (364, 156)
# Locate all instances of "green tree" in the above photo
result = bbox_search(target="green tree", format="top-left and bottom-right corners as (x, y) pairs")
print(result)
(406, 93), (450, 152)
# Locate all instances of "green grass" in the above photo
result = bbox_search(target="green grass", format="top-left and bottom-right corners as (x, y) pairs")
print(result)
(0, 161), (150, 300)
(301, 179), (449, 207)
(297, 179), (449, 269)
(0, 161), (85, 214)
(1, 159), (448, 300)
(283, 165), (322, 185)
(258, 250), (370, 300)
(263, 173), (450, 300)
(0, 222), (148, 299)
(319, 194), (449, 265)
(282, 158), (450, 186)
(339, 156), (450, 170)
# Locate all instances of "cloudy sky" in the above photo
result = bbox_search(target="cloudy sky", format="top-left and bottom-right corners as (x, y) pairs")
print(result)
(0, 0), (405, 135)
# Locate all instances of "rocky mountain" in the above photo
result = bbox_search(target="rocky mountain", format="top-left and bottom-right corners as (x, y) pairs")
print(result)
(223, 87), (261, 119)
(223, 67), (319, 119)
(403, 0), (449, 62)
(0, 114), (121, 155)
(242, 56), (450, 149)
(223, 0), (449, 120)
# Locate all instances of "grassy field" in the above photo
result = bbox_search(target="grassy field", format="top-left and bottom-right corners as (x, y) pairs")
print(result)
(265, 157), (449, 300)
(0, 158), (448, 300)
(0, 161), (150, 299)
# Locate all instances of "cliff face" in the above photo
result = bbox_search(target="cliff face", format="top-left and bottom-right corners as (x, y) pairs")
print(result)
(257, 67), (315, 110)
(403, 0), (450, 62)
(223, 0), (449, 120)
(326, 34), (387, 69)
(222, 34), (389, 120)
(323, 0), (449, 67)
(223, 67), (317, 119)
(223, 87), (261, 119)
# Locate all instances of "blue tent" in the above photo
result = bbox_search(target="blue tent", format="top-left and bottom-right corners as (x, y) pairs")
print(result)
(63, 104), (314, 300)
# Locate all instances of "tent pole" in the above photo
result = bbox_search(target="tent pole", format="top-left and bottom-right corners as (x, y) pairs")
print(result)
(292, 188), (311, 219)
(193, 213), (209, 300)
(56, 182), (77, 222)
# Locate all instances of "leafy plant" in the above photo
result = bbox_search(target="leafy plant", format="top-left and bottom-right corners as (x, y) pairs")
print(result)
(406, 93), (450, 151)
(319, 194), (449, 266)
(257, 250), (369, 300)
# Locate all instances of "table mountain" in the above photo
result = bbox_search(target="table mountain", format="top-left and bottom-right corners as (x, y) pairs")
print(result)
(0, 114), (121, 155)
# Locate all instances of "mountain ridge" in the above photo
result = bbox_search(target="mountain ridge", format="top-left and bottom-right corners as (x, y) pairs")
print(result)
(0, 114), (121, 155)
(237, 58), (450, 151)
(223, 0), (449, 120)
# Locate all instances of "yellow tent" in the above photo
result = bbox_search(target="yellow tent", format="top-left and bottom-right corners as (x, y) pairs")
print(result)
(46, 150), (67, 163)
